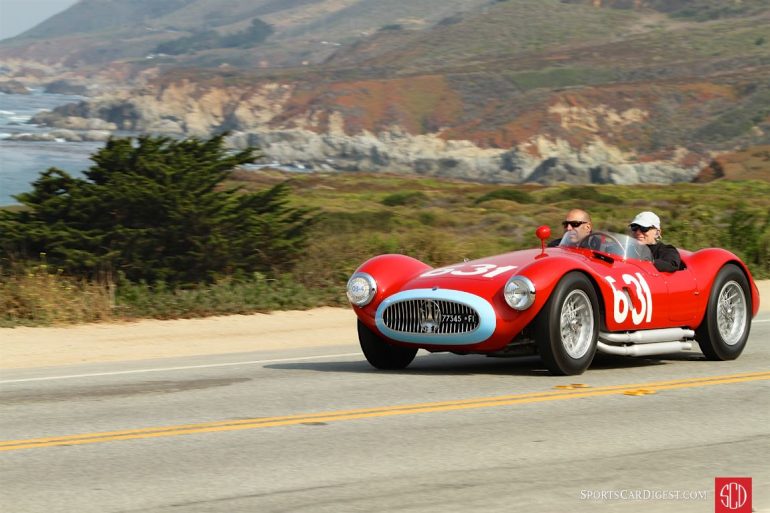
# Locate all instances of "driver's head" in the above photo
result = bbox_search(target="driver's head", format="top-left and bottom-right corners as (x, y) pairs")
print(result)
(561, 209), (592, 243)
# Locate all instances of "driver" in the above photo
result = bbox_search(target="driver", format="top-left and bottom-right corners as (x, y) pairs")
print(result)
(629, 211), (682, 272)
(548, 209), (593, 247)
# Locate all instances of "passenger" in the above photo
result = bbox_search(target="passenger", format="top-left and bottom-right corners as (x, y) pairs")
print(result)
(629, 211), (682, 272)
(548, 208), (593, 247)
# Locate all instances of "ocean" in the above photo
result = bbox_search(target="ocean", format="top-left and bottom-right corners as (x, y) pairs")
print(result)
(0, 90), (103, 206)
(0, 90), (317, 207)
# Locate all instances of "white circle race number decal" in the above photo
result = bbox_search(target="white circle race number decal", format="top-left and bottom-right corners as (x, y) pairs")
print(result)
(421, 264), (517, 279)
(605, 273), (653, 325)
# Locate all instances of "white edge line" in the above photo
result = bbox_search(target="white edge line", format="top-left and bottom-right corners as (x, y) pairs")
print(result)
(0, 353), (362, 385)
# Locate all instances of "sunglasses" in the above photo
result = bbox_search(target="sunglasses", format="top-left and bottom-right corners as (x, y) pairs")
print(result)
(629, 224), (653, 233)
(562, 220), (588, 228)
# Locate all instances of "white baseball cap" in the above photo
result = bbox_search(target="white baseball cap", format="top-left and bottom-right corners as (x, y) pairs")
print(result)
(630, 211), (660, 229)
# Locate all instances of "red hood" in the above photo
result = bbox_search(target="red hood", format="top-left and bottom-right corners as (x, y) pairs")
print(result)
(400, 248), (550, 292)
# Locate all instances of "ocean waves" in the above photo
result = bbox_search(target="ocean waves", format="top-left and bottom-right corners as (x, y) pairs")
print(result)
(0, 90), (100, 205)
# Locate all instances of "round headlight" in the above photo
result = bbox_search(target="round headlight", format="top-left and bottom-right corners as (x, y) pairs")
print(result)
(504, 276), (535, 310)
(346, 272), (377, 306)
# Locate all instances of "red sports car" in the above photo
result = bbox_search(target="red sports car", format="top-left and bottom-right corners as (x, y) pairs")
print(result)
(346, 227), (760, 375)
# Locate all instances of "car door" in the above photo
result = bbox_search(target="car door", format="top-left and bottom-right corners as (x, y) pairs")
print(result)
(662, 266), (701, 323)
(600, 259), (670, 331)
(613, 258), (700, 325)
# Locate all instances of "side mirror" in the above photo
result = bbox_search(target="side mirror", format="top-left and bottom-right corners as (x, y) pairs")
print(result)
(536, 225), (551, 253)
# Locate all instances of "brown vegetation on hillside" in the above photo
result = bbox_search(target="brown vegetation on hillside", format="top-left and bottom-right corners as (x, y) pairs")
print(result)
(695, 145), (770, 182)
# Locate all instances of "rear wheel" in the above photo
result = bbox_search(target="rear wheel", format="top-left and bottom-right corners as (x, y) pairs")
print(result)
(696, 264), (751, 360)
(358, 320), (417, 370)
(535, 272), (599, 375)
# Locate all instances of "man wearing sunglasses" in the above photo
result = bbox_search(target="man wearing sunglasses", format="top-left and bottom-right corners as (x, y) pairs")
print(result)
(629, 211), (682, 272)
(548, 209), (593, 247)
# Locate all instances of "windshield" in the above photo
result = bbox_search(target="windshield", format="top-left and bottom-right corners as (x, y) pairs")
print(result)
(559, 230), (653, 262)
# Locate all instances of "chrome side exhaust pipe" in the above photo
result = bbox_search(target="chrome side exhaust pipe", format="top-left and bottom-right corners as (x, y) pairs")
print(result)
(597, 341), (693, 356)
(599, 328), (695, 345)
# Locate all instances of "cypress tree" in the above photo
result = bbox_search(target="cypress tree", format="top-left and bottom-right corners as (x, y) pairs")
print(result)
(0, 134), (314, 285)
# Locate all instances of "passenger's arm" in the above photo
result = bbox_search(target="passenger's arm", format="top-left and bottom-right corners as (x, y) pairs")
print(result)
(653, 244), (681, 272)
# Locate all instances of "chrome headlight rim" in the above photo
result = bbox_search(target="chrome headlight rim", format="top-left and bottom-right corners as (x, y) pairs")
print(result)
(346, 272), (377, 307)
(504, 275), (536, 311)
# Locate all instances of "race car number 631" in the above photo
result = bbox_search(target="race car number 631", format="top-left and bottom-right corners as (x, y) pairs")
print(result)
(420, 264), (518, 278)
(605, 273), (653, 325)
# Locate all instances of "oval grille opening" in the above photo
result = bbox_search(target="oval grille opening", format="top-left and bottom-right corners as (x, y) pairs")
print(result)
(382, 299), (480, 334)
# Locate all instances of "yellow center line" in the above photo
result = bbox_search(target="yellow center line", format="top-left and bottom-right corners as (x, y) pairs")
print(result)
(2, 370), (769, 452)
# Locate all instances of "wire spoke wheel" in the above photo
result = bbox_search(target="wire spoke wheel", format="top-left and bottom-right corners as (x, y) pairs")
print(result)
(559, 290), (593, 359)
(716, 281), (747, 346)
(535, 272), (599, 375)
(696, 264), (752, 361)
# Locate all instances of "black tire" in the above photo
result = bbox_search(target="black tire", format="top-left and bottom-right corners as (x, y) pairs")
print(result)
(535, 272), (599, 375)
(358, 320), (417, 370)
(696, 264), (752, 360)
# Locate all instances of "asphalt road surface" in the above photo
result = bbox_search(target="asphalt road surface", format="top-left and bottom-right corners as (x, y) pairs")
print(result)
(2, 315), (769, 513)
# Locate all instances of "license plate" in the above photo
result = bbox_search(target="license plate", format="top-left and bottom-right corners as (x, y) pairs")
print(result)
(442, 314), (477, 324)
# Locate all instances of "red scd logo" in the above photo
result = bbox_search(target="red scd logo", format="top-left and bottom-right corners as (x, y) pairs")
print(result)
(715, 477), (752, 513)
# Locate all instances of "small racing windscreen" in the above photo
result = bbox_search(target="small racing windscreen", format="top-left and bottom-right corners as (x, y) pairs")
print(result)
(560, 231), (653, 262)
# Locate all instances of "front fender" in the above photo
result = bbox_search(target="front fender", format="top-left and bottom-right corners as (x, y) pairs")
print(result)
(509, 254), (607, 329)
(352, 254), (432, 322)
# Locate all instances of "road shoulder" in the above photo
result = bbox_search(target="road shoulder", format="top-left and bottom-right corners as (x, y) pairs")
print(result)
(1, 307), (356, 369)
(1, 281), (767, 370)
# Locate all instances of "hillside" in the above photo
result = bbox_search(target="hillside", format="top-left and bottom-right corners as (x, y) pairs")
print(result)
(1, 0), (769, 184)
(0, 0), (492, 68)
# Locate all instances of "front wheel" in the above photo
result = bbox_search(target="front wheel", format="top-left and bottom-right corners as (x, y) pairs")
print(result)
(535, 272), (599, 375)
(358, 320), (417, 370)
(696, 264), (752, 360)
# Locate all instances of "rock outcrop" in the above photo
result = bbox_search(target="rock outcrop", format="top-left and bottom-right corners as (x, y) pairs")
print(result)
(27, 81), (704, 185)
(0, 80), (29, 94)
(43, 79), (88, 95)
(227, 128), (700, 184)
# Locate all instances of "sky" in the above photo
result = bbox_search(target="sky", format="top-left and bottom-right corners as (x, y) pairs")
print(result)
(0, 0), (78, 41)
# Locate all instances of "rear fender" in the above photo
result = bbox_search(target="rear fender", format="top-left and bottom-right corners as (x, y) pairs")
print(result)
(685, 248), (760, 322)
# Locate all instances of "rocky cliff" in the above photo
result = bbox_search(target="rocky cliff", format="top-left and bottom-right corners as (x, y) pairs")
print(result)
(26, 77), (703, 184)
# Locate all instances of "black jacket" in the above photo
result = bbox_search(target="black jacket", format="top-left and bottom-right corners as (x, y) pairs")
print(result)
(648, 242), (682, 272)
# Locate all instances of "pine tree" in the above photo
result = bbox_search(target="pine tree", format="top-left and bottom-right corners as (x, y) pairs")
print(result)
(0, 135), (314, 285)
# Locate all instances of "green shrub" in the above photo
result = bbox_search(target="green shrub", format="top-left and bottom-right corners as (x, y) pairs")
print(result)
(382, 191), (428, 206)
(721, 203), (770, 271)
(321, 210), (395, 231)
(545, 186), (622, 205)
(114, 274), (342, 320)
(474, 188), (535, 204)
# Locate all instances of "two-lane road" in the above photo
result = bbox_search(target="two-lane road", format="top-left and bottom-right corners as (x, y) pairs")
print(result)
(2, 316), (769, 512)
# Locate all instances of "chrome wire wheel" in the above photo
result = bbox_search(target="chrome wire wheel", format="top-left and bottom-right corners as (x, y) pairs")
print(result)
(536, 272), (599, 375)
(696, 264), (751, 361)
(717, 280), (747, 346)
(559, 289), (594, 359)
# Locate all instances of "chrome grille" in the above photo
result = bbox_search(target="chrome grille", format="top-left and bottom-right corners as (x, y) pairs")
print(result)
(382, 299), (480, 334)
